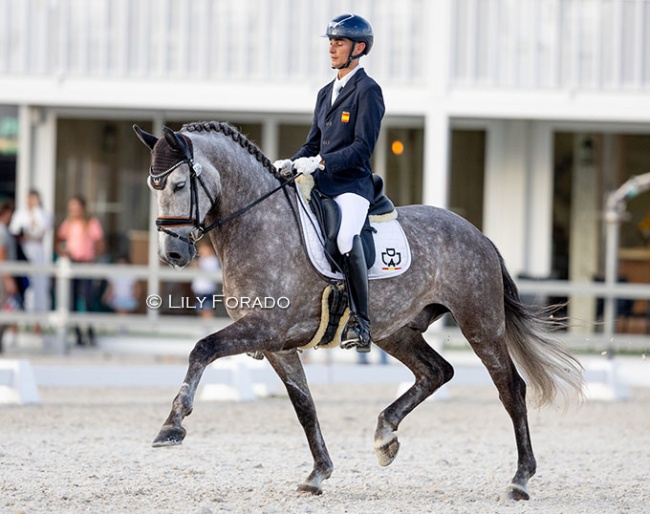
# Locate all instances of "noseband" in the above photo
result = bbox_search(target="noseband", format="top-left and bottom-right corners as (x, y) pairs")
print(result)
(153, 131), (297, 248)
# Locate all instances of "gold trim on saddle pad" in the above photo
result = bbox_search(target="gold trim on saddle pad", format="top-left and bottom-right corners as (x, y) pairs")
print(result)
(299, 284), (350, 350)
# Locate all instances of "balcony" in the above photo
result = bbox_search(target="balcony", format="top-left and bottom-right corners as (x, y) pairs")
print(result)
(1, 0), (647, 94)
(451, 0), (650, 91)
(0, 0), (427, 86)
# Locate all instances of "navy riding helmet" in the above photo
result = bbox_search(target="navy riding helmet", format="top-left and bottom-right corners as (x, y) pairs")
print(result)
(324, 13), (374, 67)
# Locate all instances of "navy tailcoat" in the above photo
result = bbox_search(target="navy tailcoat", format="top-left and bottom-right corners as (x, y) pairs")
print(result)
(291, 68), (385, 204)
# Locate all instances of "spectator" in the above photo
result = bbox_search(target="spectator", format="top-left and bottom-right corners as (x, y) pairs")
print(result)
(191, 242), (221, 319)
(9, 190), (53, 322)
(0, 198), (18, 352)
(55, 195), (105, 346)
(102, 255), (141, 315)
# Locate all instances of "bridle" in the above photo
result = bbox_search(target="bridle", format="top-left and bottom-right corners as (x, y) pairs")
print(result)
(152, 131), (298, 247)
(152, 154), (214, 246)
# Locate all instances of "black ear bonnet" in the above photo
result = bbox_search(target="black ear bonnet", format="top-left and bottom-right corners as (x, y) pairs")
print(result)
(149, 129), (195, 190)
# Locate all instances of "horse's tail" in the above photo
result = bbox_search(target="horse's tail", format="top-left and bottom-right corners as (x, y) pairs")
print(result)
(496, 250), (585, 408)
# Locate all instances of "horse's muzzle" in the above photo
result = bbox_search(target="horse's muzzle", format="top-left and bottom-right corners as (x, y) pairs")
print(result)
(159, 233), (196, 268)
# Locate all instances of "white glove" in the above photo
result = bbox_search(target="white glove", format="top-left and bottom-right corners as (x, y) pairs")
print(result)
(293, 156), (324, 176)
(273, 158), (294, 177)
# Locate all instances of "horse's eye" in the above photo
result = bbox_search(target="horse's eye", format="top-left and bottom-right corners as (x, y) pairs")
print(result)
(173, 181), (186, 193)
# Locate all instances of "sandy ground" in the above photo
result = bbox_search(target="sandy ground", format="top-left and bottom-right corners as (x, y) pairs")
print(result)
(1, 375), (649, 514)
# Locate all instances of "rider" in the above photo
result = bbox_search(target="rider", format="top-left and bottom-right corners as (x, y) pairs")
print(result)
(275, 13), (385, 353)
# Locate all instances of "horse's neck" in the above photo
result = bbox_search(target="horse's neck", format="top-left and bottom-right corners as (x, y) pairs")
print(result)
(209, 187), (300, 291)
(213, 146), (281, 225)
(205, 144), (300, 272)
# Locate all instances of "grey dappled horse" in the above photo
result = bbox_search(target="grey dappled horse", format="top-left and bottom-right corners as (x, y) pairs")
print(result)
(134, 121), (583, 500)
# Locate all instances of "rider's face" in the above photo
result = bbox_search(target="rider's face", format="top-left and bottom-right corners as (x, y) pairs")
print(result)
(329, 38), (355, 69)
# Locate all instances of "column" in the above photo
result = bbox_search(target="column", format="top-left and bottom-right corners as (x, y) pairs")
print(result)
(568, 134), (599, 334)
(483, 120), (527, 275)
(261, 118), (280, 162)
(15, 105), (32, 211)
(146, 115), (164, 322)
(422, 0), (452, 208)
(422, 111), (450, 208)
(24, 107), (57, 259)
(525, 121), (554, 276)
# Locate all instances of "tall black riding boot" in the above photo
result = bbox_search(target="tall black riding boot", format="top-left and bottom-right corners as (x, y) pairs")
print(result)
(340, 235), (372, 353)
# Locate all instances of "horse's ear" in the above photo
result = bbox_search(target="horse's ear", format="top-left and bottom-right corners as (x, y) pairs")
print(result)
(133, 125), (158, 150)
(162, 126), (192, 160)
(162, 126), (183, 153)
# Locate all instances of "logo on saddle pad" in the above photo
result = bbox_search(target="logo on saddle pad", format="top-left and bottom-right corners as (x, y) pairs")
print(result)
(381, 248), (402, 271)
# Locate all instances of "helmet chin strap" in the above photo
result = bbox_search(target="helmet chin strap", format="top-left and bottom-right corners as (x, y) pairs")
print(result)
(332, 42), (363, 70)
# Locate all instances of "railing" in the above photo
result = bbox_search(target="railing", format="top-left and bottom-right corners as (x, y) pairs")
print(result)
(1, 260), (648, 354)
(0, 259), (226, 353)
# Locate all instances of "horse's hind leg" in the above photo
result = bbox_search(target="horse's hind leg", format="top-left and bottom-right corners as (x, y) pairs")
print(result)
(466, 336), (535, 500)
(264, 350), (333, 495)
(373, 324), (454, 467)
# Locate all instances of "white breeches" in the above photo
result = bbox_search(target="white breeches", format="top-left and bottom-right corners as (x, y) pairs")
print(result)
(334, 193), (370, 254)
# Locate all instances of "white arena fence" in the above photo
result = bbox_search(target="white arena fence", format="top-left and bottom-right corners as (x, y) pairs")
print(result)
(0, 352), (643, 405)
(1, 258), (648, 405)
(0, 258), (649, 353)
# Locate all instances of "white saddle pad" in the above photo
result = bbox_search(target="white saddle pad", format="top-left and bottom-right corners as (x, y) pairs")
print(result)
(295, 176), (411, 280)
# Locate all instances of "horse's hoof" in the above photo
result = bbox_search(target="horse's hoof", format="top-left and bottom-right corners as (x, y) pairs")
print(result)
(297, 483), (323, 496)
(152, 426), (186, 447)
(375, 435), (400, 467)
(506, 484), (530, 501)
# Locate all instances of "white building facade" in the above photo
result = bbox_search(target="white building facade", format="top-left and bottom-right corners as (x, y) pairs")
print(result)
(1, 0), (649, 331)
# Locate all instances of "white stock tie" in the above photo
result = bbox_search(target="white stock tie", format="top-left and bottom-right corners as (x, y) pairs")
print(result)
(332, 81), (343, 105)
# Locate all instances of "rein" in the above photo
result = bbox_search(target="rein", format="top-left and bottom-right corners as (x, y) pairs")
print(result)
(201, 175), (299, 233)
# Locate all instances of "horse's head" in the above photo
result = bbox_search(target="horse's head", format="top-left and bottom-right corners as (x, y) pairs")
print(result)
(133, 125), (220, 268)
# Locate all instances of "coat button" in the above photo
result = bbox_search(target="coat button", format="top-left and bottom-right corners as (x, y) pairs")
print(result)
(326, 121), (332, 127)
(323, 139), (330, 145)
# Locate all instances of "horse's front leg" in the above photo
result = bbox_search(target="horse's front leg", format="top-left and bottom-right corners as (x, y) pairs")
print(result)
(264, 350), (333, 495)
(152, 317), (282, 447)
(151, 360), (203, 447)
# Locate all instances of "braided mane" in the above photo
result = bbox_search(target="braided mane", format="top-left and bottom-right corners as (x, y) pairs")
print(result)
(182, 121), (282, 181)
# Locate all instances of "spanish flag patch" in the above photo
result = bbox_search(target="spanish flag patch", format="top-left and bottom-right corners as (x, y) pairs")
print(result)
(341, 111), (350, 123)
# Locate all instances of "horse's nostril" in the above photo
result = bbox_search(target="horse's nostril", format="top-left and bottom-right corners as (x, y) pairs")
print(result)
(168, 252), (182, 261)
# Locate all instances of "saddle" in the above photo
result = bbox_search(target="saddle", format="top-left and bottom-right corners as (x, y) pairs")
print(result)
(308, 174), (396, 273)
(294, 175), (409, 349)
